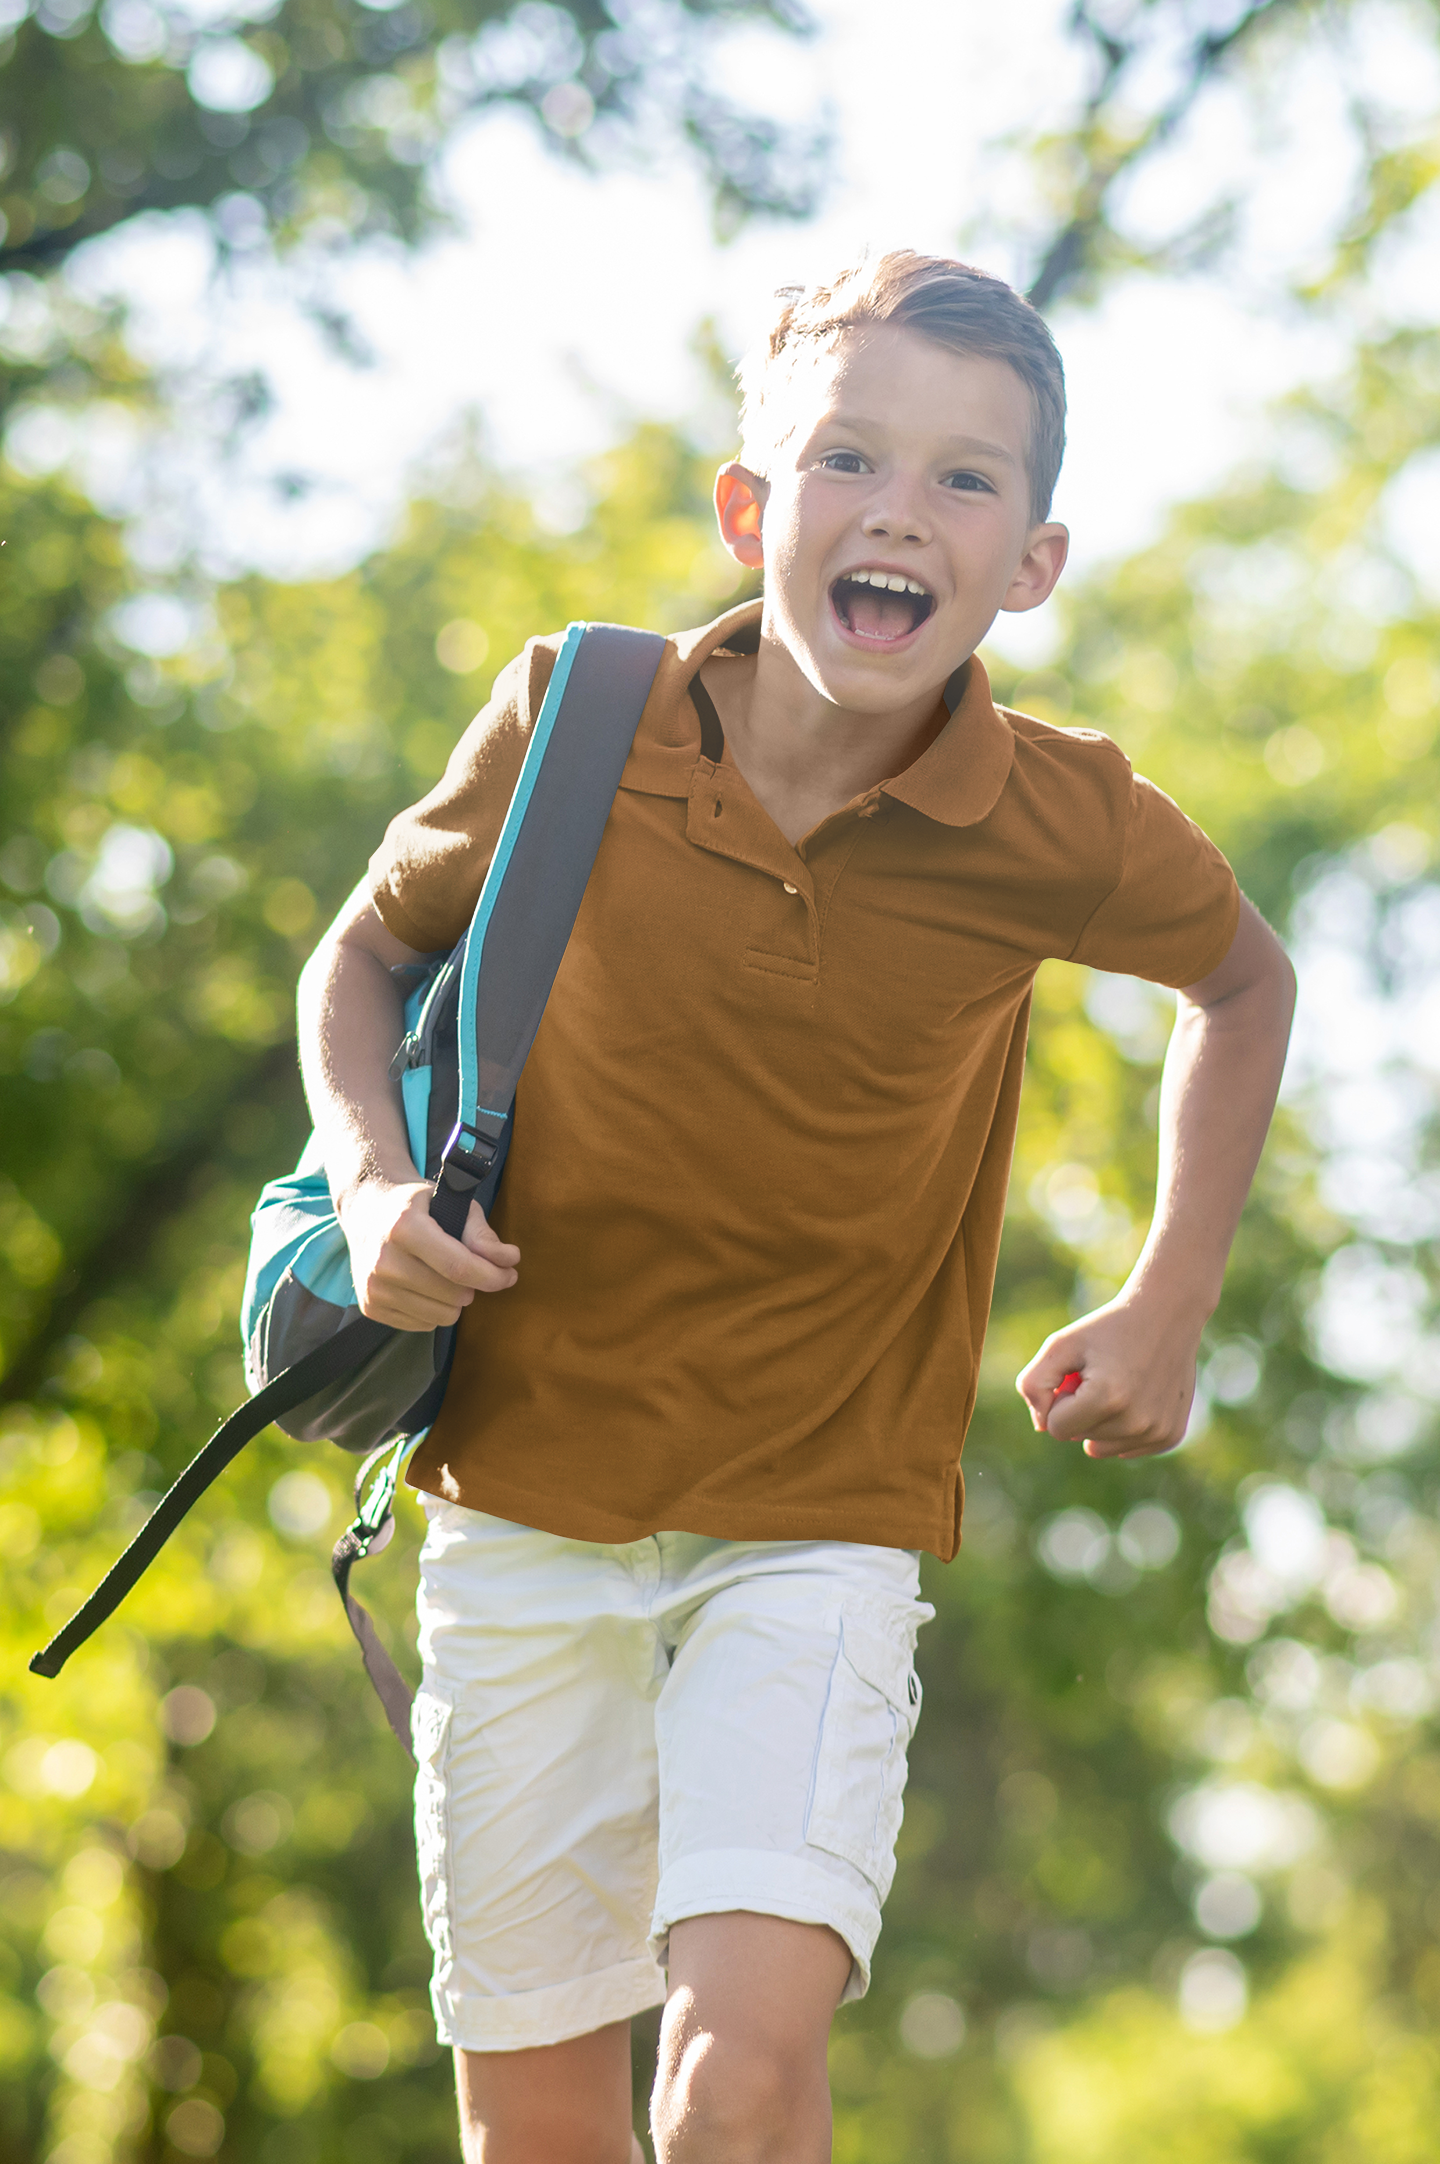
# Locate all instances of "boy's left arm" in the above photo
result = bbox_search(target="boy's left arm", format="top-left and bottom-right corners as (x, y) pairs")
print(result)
(1017, 896), (1297, 1458)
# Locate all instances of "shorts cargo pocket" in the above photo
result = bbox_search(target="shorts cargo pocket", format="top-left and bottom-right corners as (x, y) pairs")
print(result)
(805, 1601), (923, 1902)
(412, 1688), (455, 1969)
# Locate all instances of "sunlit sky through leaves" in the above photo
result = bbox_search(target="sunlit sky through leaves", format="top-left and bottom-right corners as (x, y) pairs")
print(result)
(22, 0), (1440, 653)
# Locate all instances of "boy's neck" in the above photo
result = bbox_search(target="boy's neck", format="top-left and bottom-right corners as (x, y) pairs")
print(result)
(701, 630), (958, 848)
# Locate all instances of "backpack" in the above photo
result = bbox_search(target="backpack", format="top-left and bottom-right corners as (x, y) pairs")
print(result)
(30, 623), (667, 1752)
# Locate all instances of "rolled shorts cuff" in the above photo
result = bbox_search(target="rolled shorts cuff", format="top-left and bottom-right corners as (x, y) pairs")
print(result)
(651, 1848), (882, 2004)
(433, 1954), (667, 2053)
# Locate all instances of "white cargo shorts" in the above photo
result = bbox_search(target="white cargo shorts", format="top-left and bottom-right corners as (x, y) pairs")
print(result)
(412, 1501), (934, 2052)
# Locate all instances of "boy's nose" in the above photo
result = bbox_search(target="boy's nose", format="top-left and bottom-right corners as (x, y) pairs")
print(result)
(861, 499), (929, 546)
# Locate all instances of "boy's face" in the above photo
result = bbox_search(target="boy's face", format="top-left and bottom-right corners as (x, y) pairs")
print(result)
(716, 325), (1068, 715)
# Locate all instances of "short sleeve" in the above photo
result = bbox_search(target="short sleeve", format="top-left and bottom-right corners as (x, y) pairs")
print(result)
(367, 636), (561, 953)
(1068, 772), (1240, 987)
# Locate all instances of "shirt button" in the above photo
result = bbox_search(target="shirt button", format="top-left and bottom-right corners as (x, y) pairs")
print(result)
(783, 881), (798, 895)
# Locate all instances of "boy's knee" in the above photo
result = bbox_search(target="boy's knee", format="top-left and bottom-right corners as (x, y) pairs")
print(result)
(652, 2024), (819, 2163)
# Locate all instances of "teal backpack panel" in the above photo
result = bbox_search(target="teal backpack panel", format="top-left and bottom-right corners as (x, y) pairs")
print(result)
(239, 965), (460, 1451)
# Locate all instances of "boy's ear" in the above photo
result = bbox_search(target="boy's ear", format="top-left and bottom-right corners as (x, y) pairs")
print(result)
(999, 523), (1069, 615)
(715, 462), (768, 570)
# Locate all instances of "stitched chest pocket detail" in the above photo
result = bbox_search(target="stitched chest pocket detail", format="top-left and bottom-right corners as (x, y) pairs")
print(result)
(805, 1602), (923, 1901)
(411, 1687), (456, 1971)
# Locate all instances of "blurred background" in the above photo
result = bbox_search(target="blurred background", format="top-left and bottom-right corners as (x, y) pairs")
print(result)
(2, 0), (1439, 2157)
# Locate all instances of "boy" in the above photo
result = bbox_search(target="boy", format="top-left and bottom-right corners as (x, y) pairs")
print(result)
(298, 253), (1295, 2162)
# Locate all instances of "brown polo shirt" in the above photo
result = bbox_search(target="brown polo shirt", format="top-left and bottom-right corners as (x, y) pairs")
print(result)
(368, 601), (1238, 1559)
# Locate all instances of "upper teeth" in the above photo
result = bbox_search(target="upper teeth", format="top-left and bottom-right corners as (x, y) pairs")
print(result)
(846, 570), (928, 595)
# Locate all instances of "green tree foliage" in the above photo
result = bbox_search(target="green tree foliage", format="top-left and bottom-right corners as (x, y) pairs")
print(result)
(1021, 0), (1311, 305)
(989, 0), (1439, 317)
(0, 0), (822, 287)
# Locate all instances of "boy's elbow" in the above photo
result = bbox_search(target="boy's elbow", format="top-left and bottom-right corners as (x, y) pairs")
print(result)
(298, 917), (344, 998)
(296, 908), (367, 1022)
(1276, 945), (1298, 1018)
(296, 941), (328, 1014)
(1250, 937), (1296, 1066)
(1256, 917), (1297, 1025)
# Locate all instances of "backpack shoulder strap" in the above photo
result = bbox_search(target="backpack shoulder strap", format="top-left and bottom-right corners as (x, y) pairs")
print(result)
(432, 621), (666, 1216)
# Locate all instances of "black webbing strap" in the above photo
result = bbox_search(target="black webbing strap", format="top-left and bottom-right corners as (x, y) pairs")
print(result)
(330, 1441), (415, 1754)
(320, 1160), (475, 1756)
(30, 1167), (478, 1686)
(30, 1159), (474, 1707)
(29, 1313), (392, 1679)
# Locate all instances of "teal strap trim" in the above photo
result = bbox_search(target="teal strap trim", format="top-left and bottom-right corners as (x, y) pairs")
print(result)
(358, 1431), (420, 1543)
(400, 1063), (432, 1175)
(455, 621), (586, 1132)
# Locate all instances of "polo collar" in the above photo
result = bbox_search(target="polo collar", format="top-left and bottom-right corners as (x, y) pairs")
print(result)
(621, 598), (1016, 829)
(619, 601), (760, 799)
(880, 649), (1016, 829)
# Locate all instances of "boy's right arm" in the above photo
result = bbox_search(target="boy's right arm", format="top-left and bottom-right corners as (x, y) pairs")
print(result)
(297, 880), (520, 1331)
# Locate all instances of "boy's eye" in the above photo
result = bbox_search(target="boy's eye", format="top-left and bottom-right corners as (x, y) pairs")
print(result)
(943, 470), (996, 493)
(818, 451), (868, 474)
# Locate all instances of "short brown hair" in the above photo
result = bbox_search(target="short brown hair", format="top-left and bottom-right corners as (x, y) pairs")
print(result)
(737, 251), (1067, 523)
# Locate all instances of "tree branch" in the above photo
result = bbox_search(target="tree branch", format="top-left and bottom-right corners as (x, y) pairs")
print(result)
(1027, 0), (1303, 310)
(0, 1042), (305, 1410)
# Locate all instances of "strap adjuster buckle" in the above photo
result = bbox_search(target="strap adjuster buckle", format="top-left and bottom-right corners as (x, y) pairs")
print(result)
(439, 1112), (507, 1193)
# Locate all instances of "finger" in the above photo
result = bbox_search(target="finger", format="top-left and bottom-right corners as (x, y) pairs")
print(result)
(399, 1210), (519, 1290)
(1039, 1370), (1087, 1427)
(364, 1296), (464, 1330)
(1044, 1370), (1132, 1440)
(363, 1236), (519, 1322)
(1017, 1349), (1085, 1426)
(1046, 1394), (1179, 1451)
(374, 1239), (477, 1299)
(462, 1199), (521, 1265)
(357, 1272), (469, 1324)
(382, 1242), (518, 1300)
(1017, 1367), (1055, 1426)
(1078, 1375), (1194, 1455)
(1082, 1430), (1184, 1461)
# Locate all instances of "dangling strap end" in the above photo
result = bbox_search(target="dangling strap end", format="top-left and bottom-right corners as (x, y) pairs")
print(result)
(330, 1433), (417, 1756)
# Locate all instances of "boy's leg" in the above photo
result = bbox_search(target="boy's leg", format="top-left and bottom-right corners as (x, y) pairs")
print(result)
(455, 2023), (643, 2164)
(652, 1913), (850, 2163)
(645, 1536), (933, 2163)
(415, 1505), (672, 2157)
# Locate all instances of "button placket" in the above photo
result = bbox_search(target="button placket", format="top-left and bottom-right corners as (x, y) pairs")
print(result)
(685, 765), (860, 978)
(748, 866), (819, 971)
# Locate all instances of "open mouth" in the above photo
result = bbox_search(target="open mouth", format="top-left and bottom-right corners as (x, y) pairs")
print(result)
(831, 568), (935, 644)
